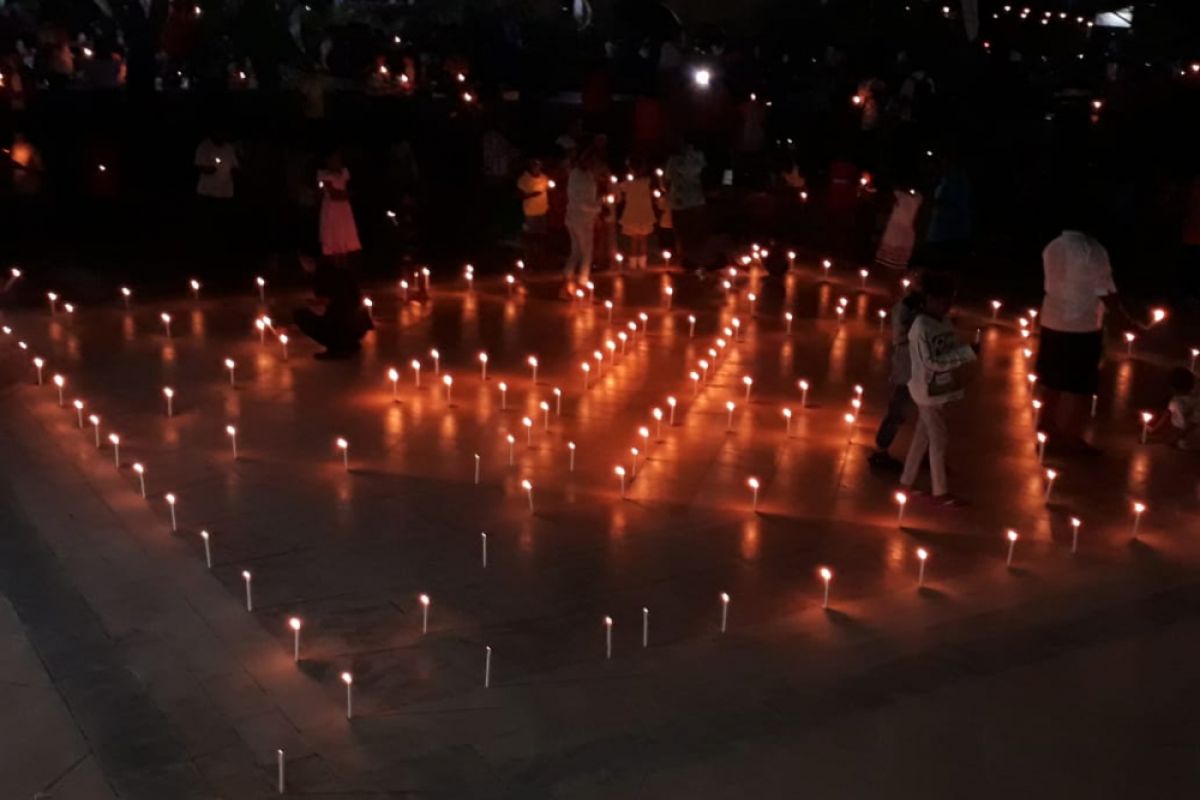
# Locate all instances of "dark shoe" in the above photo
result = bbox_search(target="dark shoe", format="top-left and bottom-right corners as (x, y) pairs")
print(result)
(868, 450), (904, 471)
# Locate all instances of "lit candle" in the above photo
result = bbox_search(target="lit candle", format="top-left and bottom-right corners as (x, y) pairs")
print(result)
(443, 373), (453, 403)
(688, 314), (696, 338)
(638, 425), (650, 452)
(553, 387), (562, 415)
(336, 437), (349, 470)
(1070, 516), (1081, 554)
(787, 250), (796, 270)
(843, 412), (856, 442)
(1036, 431), (1047, 464)
(341, 672), (353, 719)
(109, 432), (121, 467)
(784, 311), (794, 335)
(1140, 411), (1153, 444)
(726, 401), (736, 431)
(615, 465), (627, 498)
(478, 352), (488, 380)
(821, 258), (832, 279)
(664, 285), (674, 309)
(719, 592), (731, 633)
(32, 356), (43, 385)
(819, 567), (833, 609)
(916, 548), (928, 587)
(877, 308), (887, 331)
(1150, 308), (1166, 325)
(521, 479), (533, 512)
(667, 396), (677, 425)
(1044, 468), (1057, 503)
(52, 373), (65, 406)
(225, 425), (238, 459)
(279, 333), (289, 361)
(798, 379), (809, 407)
(604, 616), (613, 659)
(859, 268), (869, 289)
(1091, 393), (1099, 417)
(160, 312), (172, 338)
(430, 348), (440, 375)
(224, 358), (236, 387)
(747, 476), (760, 511)
(165, 492), (177, 531)
(89, 414), (101, 447)
(604, 299), (614, 321)
(163, 386), (175, 417)
(1031, 398), (1042, 428)
(652, 407), (663, 439)
(133, 462), (146, 497)
(990, 299), (1001, 320)
(189, 278), (201, 299)
(1005, 529), (1018, 567)
(522, 416), (533, 445)
(568, 441), (576, 472)
(399, 279), (410, 301)
(255, 276), (266, 303)
(895, 491), (907, 526)
(242, 570), (253, 611)
(1190, 348), (1199, 372)
(1131, 501), (1145, 538)
(46, 291), (58, 314)
(662, 250), (672, 269)
(411, 359), (421, 387)
(387, 367), (400, 401)
(499, 381), (508, 409)
(73, 399), (84, 428)
(1124, 331), (1135, 355)
(474, 453), (481, 485)
(629, 447), (639, 476)
(200, 529), (211, 568)
(418, 593), (430, 634)
(524, 355), (538, 384)
(581, 361), (590, 389)
(289, 617), (302, 661)
(506, 434), (515, 466)
(743, 375), (753, 401)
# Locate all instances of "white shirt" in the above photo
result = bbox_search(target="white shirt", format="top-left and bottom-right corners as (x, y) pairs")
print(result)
(195, 140), (238, 199)
(565, 167), (599, 223)
(1040, 231), (1116, 332)
(907, 314), (977, 406)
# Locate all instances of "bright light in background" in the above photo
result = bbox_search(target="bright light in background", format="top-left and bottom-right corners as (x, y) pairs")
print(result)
(1094, 7), (1132, 28)
(693, 68), (712, 89)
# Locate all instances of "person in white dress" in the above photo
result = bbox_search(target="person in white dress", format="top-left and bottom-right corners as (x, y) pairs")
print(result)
(317, 151), (361, 265)
(875, 188), (923, 270)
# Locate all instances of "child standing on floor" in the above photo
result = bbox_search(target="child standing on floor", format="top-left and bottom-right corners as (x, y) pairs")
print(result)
(619, 157), (655, 269)
(869, 281), (925, 470)
(899, 273), (977, 506)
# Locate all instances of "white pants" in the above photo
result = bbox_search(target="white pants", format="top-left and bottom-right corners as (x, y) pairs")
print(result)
(564, 216), (594, 283)
(901, 403), (949, 496)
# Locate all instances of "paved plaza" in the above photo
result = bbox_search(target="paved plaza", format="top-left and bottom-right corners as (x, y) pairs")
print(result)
(1, 262), (1199, 798)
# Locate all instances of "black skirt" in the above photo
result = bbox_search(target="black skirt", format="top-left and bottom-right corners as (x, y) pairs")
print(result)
(1036, 327), (1103, 395)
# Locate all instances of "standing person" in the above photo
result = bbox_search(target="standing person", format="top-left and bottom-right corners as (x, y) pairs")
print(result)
(869, 283), (925, 470)
(1036, 227), (1142, 451)
(619, 156), (655, 269)
(516, 158), (550, 270)
(317, 151), (361, 267)
(875, 187), (923, 271)
(194, 129), (239, 261)
(562, 148), (600, 295)
(665, 140), (706, 269)
(898, 273), (977, 506)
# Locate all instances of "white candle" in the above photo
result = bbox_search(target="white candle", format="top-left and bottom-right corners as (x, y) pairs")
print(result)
(289, 617), (302, 661)
(1070, 516), (1081, 554)
(726, 401), (736, 431)
(89, 414), (101, 447)
(411, 359), (421, 387)
(163, 386), (174, 417)
(226, 425), (238, 459)
(916, 548), (928, 587)
(478, 352), (488, 380)
(387, 368), (399, 401)
(189, 278), (201, 299)
(822, 258), (832, 279)
(481, 532), (488, 567)
(1036, 431), (1047, 464)
(32, 356), (43, 385)
(499, 381), (508, 409)
(443, 374), (453, 403)
(581, 362), (590, 389)
(52, 374), (65, 406)
(336, 437), (349, 470)
(1005, 529), (1018, 567)
(484, 645), (492, 688)
(605, 300), (614, 322)
(430, 349), (440, 375)
(1124, 331), (1135, 355)
(47, 291), (58, 314)
(255, 276), (266, 303)
(747, 477), (760, 511)
(161, 312), (172, 338)
(877, 308), (887, 331)
(688, 314), (696, 338)
(1044, 468), (1057, 503)
(895, 491), (907, 526)
(604, 616), (613, 659)
(630, 447), (639, 476)
(242, 570), (253, 611)
(642, 607), (649, 647)
(652, 407), (663, 439)
(554, 387), (562, 415)
(419, 593), (430, 634)
(277, 749), (285, 794)
(568, 441), (576, 472)
(474, 453), (481, 485)
(664, 285), (674, 309)
(224, 358), (236, 387)
(200, 529), (212, 568)
(73, 399), (84, 428)
(1031, 398), (1042, 428)
(522, 416), (533, 445)
(109, 432), (121, 467)
(1191, 348), (1199, 372)
(540, 401), (550, 429)
(743, 375), (753, 401)
(279, 333), (289, 361)
(859, 268), (869, 289)
(166, 492), (177, 531)
(521, 479), (533, 512)
(133, 462), (146, 497)
(785, 311), (793, 334)
(990, 299), (1001, 320)
(119, 286), (131, 309)
(819, 567), (832, 609)
(506, 434), (515, 465)
(798, 379), (809, 408)
(1140, 411), (1153, 444)
(341, 672), (353, 719)
(615, 466), (626, 498)
(1131, 501), (1145, 538)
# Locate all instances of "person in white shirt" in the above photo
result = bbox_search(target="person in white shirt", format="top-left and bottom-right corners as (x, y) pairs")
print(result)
(194, 134), (239, 200)
(563, 148), (600, 291)
(1036, 228), (1141, 450)
(899, 273), (977, 506)
(516, 158), (550, 270)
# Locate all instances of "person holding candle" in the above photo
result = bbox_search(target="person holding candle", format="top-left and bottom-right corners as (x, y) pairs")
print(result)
(292, 253), (373, 359)
(618, 156), (655, 270)
(1036, 225), (1142, 453)
(869, 280), (925, 471)
(899, 273), (977, 506)
(516, 158), (550, 271)
(317, 150), (362, 268)
(562, 146), (601, 296)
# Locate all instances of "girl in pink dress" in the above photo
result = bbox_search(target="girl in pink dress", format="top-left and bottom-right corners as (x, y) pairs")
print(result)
(317, 152), (361, 264)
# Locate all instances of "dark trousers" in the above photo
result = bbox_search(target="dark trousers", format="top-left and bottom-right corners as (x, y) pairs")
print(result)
(294, 308), (364, 354)
(875, 383), (915, 451)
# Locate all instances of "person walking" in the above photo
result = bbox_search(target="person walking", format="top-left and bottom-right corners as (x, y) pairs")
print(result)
(899, 273), (977, 506)
(317, 151), (361, 268)
(562, 148), (600, 294)
(869, 283), (925, 470)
